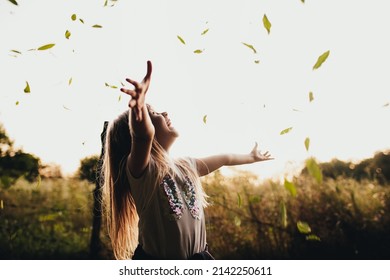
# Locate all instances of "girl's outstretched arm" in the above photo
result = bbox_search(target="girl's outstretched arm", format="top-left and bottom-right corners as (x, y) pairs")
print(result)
(121, 61), (155, 178)
(195, 142), (273, 177)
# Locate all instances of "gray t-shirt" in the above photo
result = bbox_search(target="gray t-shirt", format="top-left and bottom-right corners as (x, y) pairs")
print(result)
(126, 158), (207, 259)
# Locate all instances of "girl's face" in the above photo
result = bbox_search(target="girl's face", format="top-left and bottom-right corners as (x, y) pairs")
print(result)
(147, 105), (179, 151)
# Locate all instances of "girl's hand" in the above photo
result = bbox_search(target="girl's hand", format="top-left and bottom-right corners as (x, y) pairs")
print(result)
(250, 142), (273, 162)
(120, 60), (152, 122)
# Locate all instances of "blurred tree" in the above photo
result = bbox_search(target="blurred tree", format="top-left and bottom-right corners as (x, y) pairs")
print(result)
(0, 123), (40, 188)
(39, 162), (63, 179)
(78, 155), (99, 183)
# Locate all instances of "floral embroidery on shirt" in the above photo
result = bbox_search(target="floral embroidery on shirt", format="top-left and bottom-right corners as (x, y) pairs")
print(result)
(181, 177), (200, 220)
(159, 175), (200, 220)
(160, 175), (184, 220)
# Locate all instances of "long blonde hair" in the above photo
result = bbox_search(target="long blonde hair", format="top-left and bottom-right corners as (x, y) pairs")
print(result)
(102, 110), (207, 259)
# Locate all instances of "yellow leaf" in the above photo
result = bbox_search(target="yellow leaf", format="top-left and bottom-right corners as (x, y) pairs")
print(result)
(309, 91), (314, 102)
(71, 14), (77, 21)
(24, 81), (30, 93)
(203, 115), (207, 124)
(201, 28), (209, 35)
(15, 101), (19, 106)
(37, 44), (55, 51)
(280, 127), (293, 135)
(92, 24), (103, 28)
(304, 137), (310, 151)
(313, 50), (330, 70)
(263, 14), (272, 34)
(68, 77), (73, 86)
(177, 35), (186, 45)
(65, 30), (71, 39)
(242, 42), (257, 54)
(193, 49), (203, 54)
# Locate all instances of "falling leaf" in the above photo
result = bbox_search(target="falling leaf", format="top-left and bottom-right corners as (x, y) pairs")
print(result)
(8, 0), (18, 5)
(242, 42), (257, 54)
(237, 193), (242, 208)
(309, 91), (314, 102)
(105, 82), (118, 89)
(92, 24), (103, 28)
(313, 50), (330, 70)
(304, 137), (310, 151)
(263, 14), (272, 34)
(306, 157), (323, 184)
(104, 0), (108, 6)
(280, 127), (293, 135)
(306, 234), (321, 241)
(71, 14), (77, 21)
(254, 60), (260, 64)
(193, 49), (203, 54)
(383, 102), (389, 107)
(68, 77), (73, 86)
(15, 101), (19, 106)
(297, 221), (311, 234)
(10, 50), (22, 54)
(0, 200), (3, 210)
(280, 202), (288, 228)
(79, 18), (85, 24)
(301, 0), (305, 3)
(65, 30), (71, 39)
(293, 108), (301, 112)
(118, 95), (122, 102)
(24, 81), (30, 93)
(284, 179), (297, 197)
(120, 82), (125, 87)
(201, 28), (209, 35)
(177, 35), (186, 45)
(203, 115), (207, 124)
(63, 105), (71, 110)
(37, 44), (55, 51)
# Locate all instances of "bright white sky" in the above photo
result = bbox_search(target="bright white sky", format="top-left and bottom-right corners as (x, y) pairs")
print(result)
(1, 0), (389, 180)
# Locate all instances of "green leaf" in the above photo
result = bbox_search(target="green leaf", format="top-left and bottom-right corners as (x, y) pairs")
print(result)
(71, 14), (77, 21)
(65, 30), (71, 39)
(68, 77), (73, 86)
(203, 115), (207, 124)
(254, 60), (260, 64)
(263, 14), (272, 34)
(237, 193), (242, 208)
(37, 44), (55, 51)
(280, 202), (288, 228)
(193, 49), (203, 54)
(242, 42), (257, 54)
(10, 50), (22, 54)
(105, 82), (118, 89)
(92, 24), (103, 28)
(306, 234), (321, 241)
(280, 127), (293, 135)
(309, 91), (314, 102)
(201, 28), (209, 35)
(284, 179), (297, 197)
(24, 81), (30, 93)
(8, 0), (18, 5)
(301, 0), (305, 3)
(304, 137), (310, 151)
(313, 50), (330, 70)
(177, 35), (186, 45)
(15, 101), (19, 106)
(306, 157), (323, 184)
(79, 18), (85, 24)
(297, 221), (311, 234)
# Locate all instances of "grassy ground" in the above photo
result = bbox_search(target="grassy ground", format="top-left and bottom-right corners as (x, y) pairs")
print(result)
(1, 173), (389, 259)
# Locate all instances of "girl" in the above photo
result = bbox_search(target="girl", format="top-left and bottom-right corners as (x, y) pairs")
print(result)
(102, 61), (273, 260)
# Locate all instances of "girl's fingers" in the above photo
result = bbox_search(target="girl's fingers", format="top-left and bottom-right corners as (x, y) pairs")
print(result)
(121, 88), (137, 97)
(126, 78), (140, 89)
(144, 60), (153, 82)
(129, 99), (137, 108)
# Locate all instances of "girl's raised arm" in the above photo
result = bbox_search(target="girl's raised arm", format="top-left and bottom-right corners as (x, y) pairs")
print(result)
(195, 142), (273, 177)
(121, 61), (155, 178)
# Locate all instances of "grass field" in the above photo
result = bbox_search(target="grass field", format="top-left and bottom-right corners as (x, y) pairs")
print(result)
(1, 171), (389, 259)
